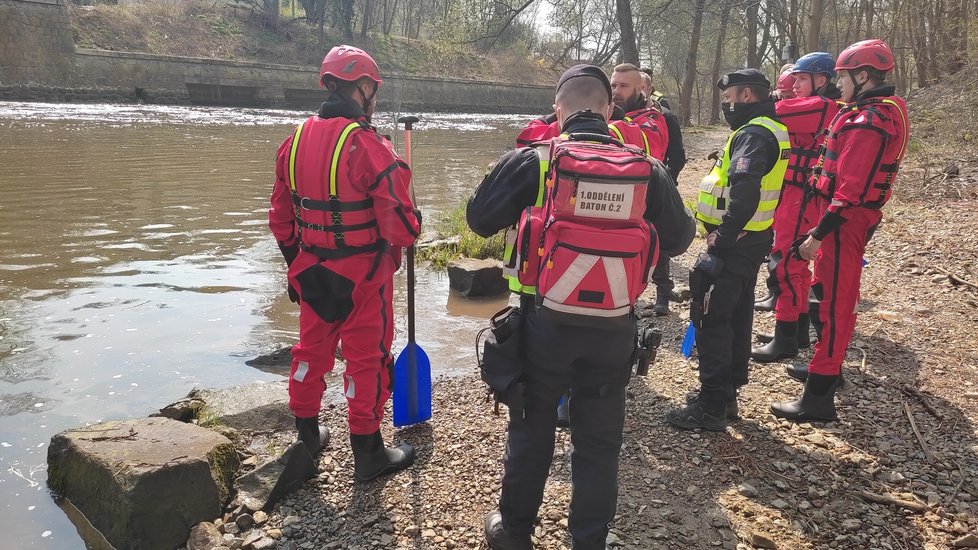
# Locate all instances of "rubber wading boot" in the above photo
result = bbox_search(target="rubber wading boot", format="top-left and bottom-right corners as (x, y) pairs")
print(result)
(653, 288), (671, 316)
(796, 313), (812, 349)
(754, 293), (777, 312)
(350, 431), (416, 482)
(295, 416), (330, 457)
(484, 511), (533, 550)
(751, 320), (799, 363)
(665, 399), (728, 431)
(786, 363), (846, 388)
(770, 373), (839, 422)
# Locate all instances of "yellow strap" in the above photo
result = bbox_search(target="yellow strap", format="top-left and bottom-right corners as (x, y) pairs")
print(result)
(329, 122), (361, 197)
(640, 128), (650, 156)
(880, 99), (910, 161)
(288, 120), (306, 192)
(535, 146), (549, 206)
(608, 124), (624, 142)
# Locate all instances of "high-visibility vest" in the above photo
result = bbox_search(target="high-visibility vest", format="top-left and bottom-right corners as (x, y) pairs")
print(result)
(696, 116), (789, 231)
(502, 144), (549, 295)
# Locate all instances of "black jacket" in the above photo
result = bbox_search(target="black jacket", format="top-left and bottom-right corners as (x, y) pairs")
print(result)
(660, 107), (687, 183)
(709, 99), (781, 249)
(467, 112), (695, 258)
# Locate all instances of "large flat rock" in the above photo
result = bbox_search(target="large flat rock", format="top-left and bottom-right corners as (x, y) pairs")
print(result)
(47, 417), (239, 550)
(196, 380), (293, 433)
(447, 257), (508, 297)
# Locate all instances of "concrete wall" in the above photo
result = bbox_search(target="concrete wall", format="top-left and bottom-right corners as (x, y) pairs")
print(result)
(0, 0), (75, 86)
(0, 0), (553, 113)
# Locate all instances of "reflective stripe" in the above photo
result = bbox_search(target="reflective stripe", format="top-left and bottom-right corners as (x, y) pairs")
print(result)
(544, 254), (600, 303)
(288, 121), (306, 192)
(293, 361), (309, 383)
(695, 116), (790, 231)
(541, 298), (631, 318)
(604, 257), (630, 308)
(608, 123), (650, 155)
(329, 122), (361, 197)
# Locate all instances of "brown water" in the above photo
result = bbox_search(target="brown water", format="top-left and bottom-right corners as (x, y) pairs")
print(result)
(0, 101), (530, 548)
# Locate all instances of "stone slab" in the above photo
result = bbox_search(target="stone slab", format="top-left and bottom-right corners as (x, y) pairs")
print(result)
(196, 381), (293, 434)
(47, 417), (239, 550)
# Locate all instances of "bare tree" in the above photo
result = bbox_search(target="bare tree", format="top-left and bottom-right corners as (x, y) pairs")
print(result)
(681, 0), (707, 126)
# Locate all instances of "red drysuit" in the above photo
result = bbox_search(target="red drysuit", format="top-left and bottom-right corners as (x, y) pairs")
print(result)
(806, 89), (909, 376)
(514, 110), (668, 162)
(771, 95), (843, 322)
(268, 98), (420, 435)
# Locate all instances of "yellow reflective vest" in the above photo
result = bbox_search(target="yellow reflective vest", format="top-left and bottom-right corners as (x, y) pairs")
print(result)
(696, 116), (789, 232)
(502, 144), (550, 295)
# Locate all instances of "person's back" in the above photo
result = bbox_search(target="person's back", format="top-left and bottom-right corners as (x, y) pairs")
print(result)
(471, 64), (693, 550)
(268, 44), (422, 484)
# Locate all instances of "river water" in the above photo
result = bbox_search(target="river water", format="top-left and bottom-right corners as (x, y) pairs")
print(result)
(0, 101), (530, 548)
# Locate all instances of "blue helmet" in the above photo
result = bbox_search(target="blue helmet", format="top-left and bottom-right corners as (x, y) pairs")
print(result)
(791, 52), (836, 78)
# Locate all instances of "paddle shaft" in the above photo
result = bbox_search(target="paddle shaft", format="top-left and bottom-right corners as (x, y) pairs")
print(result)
(401, 118), (416, 344)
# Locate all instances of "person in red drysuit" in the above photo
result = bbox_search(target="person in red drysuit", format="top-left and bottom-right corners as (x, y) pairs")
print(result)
(751, 52), (844, 363)
(771, 39), (909, 422)
(268, 45), (422, 481)
(775, 70), (796, 100)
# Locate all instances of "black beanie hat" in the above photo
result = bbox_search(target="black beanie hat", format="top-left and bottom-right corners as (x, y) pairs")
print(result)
(556, 64), (613, 102)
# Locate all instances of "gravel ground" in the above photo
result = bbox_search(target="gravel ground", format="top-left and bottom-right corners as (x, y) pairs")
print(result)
(191, 126), (978, 550)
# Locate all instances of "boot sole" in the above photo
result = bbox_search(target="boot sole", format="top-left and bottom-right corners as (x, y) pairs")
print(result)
(751, 351), (798, 363)
(355, 458), (415, 482)
(770, 408), (838, 422)
(664, 415), (727, 432)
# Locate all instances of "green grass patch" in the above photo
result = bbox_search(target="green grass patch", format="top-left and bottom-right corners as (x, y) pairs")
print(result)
(417, 203), (505, 269)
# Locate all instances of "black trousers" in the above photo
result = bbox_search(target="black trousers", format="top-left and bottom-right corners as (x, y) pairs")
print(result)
(499, 304), (636, 550)
(651, 254), (673, 292)
(695, 232), (772, 406)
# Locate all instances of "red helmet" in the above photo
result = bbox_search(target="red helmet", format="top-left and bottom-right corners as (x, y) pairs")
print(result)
(776, 71), (796, 96)
(319, 45), (382, 89)
(835, 39), (895, 72)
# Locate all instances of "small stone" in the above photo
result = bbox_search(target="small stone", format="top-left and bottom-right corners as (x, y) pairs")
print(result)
(606, 531), (624, 547)
(842, 519), (862, 531)
(798, 500), (812, 511)
(253, 511), (269, 527)
(236, 513), (255, 530)
(422, 529), (437, 538)
(252, 536), (276, 550)
(953, 534), (978, 548)
(405, 525), (420, 536)
(750, 533), (777, 549)
(738, 483), (758, 498)
(770, 499), (789, 510)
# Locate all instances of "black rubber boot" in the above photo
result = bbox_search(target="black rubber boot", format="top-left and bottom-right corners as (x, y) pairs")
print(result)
(770, 373), (839, 422)
(786, 363), (846, 388)
(295, 416), (330, 457)
(753, 293), (777, 312)
(653, 287), (671, 316)
(350, 431), (416, 482)
(751, 320), (799, 363)
(796, 313), (812, 349)
(484, 511), (533, 550)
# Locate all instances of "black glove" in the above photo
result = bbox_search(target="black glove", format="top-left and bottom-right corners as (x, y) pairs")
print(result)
(278, 241), (299, 266)
(788, 235), (808, 261)
(287, 283), (300, 303)
(413, 208), (423, 228)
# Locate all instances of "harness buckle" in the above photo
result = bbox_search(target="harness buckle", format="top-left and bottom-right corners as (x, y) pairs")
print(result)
(299, 197), (312, 210)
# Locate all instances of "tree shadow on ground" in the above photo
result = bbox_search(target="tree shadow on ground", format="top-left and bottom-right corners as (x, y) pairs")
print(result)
(617, 320), (978, 549)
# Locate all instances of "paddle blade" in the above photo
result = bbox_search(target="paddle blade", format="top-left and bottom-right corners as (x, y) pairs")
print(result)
(681, 322), (696, 358)
(392, 341), (432, 427)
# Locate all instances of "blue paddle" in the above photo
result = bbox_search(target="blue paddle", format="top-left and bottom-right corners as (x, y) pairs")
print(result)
(392, 115), (432, 427)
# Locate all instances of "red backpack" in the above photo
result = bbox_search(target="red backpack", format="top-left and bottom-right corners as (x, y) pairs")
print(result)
(514, 133), (659, 325)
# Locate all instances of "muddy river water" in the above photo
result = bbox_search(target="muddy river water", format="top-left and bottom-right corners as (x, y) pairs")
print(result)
(0, 101), (534, 548)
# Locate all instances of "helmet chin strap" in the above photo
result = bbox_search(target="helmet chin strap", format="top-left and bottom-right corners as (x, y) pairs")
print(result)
(355, 82), (378, 114)
(850, 71), (867, 99)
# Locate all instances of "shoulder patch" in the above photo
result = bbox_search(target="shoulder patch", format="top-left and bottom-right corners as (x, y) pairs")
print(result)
(734, 157), (751, 174)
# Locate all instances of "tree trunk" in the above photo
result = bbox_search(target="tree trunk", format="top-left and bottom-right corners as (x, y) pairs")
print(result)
(807, 0), (825, 52)
(746, 1), (760, 66)
(710, 4), (732, 125)
(264, 0), (280, 28)
(681, 0), (707, 126)
(616, 0), (640, 64)
(361, 0), (371, 37)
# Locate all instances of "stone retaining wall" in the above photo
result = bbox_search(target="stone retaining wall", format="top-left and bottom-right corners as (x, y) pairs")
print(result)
(0, 0), (553, 113)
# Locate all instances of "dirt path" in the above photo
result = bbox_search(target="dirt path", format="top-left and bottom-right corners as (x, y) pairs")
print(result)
(212, 126), (978, 550)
